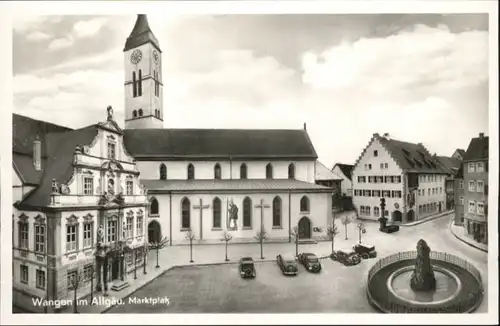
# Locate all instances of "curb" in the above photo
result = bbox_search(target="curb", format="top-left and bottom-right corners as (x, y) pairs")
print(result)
(399, 211), (453, 227)
(449, 221), (488, 253)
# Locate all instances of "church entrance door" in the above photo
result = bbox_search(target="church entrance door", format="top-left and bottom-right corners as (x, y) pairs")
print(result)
(298, 217), (312, 239)
(148, 220), (161, 244)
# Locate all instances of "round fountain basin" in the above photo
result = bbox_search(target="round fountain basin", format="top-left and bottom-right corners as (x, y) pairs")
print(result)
(387, 265), (462, 306)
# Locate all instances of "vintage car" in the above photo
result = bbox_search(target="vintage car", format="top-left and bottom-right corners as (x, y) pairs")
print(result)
(380, 225), (400, 234)
(353, 243), (377, 259)
(276, 254), (298, 275)
(331, 248), (362, 266)
(298, 252), (322, 273)
(239, 257), (256, 278)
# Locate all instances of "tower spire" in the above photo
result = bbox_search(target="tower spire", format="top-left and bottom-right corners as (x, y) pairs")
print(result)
(124, 14), (161, 52)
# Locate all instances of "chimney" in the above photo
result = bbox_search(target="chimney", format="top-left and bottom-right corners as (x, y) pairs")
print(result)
(383, 133), (391, 140)
(479, 133), (484, 138)
(33, 136), (41, 171)
(303, 122), (307, 131)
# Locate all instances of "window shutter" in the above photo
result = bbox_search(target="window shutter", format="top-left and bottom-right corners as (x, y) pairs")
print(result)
(485, 161), (488, 172)
(485, 204), (488, 215)
(485, 184), (488, 195)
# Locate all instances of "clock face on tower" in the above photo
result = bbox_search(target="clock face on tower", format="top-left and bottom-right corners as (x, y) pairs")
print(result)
(130, 49), (143, 64)
(153, 50), (159, 64)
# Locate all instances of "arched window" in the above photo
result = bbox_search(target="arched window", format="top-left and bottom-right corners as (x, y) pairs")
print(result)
(138, 69), (142, 96)
(300, 196), (310, 212)
(132, 71), (137, 97)
(266, 163), (273, 179)
(150, 197), (159, 216)
(159, 163), (167, 180)
(214, 163), (221, 179)
(213, 197), (221, 228)
(187, 164), (195, 180)
(288, 163), (295, 179)
(273, 196), (282, 227)
(138, 109), (143, 116)
(243, 197), (252, 228)
(181, 197), (190, 228)
(133, 110), (137, 118)
(240, 163), (247, 179)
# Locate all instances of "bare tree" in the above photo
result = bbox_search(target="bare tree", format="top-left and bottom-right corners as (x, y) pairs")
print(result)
(68, 269), (85, 313)
(254, 227), (268, 259)
(325, 221), (340, 254)
(149, 236), (169, 268)
(220, 230), (233, 262)
(290, 226), (300, 257)
(340, 215), (351, 240)
(356, 222), (366, 244)
(185, 228), (196, 263)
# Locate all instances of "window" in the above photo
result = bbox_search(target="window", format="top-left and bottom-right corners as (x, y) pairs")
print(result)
(150, 198), (159, 216)
(288, 163), (295, 179)
(159, 164), (167, 180)
(213, 198), (221, 228)
(66, 224), (77, 252)
(266, 163), (273, 179)
(214, 163), (222, 179)
(427, 189), (431, 196)
(368, 164), (372, 170)
(83, 177), (93, 195)
(136, 215), (143, 236)
(468, 181), (476, 192)
(107, 142), (116, 160)
(132, 71), (137, 97)
(374, 207), (380, 216)
(477, 181), (484, 193)
(36, 269), (46, 289)
(240, 164), (247, 179)
(126, 180), (133, 195)
(439, 187), (442, 194)
(243, 197), (252, 228)
(391, 191), (402, 198)
(374, 150), (378, 157)
(83, 222), (93, 248)
(273, 196), (282, 227)
(468, 163), (475, 173)
(133, 110), (137, 118)
(477, 202), (484, 215)
(126, 217), (134, 239)
(357, 176), (366, 183)
(300, 196), (310, 212)
(383, 190), (390, 198)
(20, 265), (28, 284)
(84, 265), (93, 282)
(366, 206), (371, 216)
(187, 164), (195, 180)
(67, 270), (77, 291)
(18, 222), (29, 249)
(468, 201), (476, 213)
(380, 163), (384, 169)
(459, 196), (464, 205)
(384, 210), (388, 217)
(459, 180), (464, 189)
(35, 224), (45, 253)
(476, 162), (484, 173)
(182, 198), (190, 229)
(138, 69), (142, 96)
(107, 220), (117, 242)
(138, 109), (143, 116)
(364, 164), (367, 171)
(360, 206), (365, 215)
(394, 176), (401, 183)
(373, 190), (380, 197)
(377, 176), (383, 183)
(384, 163), (388, 169)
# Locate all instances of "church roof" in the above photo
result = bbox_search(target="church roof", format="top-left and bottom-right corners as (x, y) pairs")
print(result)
(123, 128), (318, 160)
(124, 14), (161, 52)
(143, 179), (332, 193)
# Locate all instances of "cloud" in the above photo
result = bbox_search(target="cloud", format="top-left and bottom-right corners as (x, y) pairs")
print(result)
(48, 36), (74, 51)
(73, 17), (108, 38)
(301, 24), (488, 93)
(13, 15), (62, 33)
(25, 31), (52, 42)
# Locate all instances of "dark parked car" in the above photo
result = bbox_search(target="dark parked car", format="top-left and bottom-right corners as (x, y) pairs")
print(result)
(298, 252), (322, 273)
(239, 257), (256, 278)
(276, 254), (298, 275)
(380, 225), (400, 233)
(353, 243), (377, 259)
(331, 248), (361, 266)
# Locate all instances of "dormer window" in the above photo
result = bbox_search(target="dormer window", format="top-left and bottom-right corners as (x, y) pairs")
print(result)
(266, 163), (273, 179)
(107, 142), (116, 160)
(83, 176), (94, 195)
(187, 164), (195, 180)
(214, 163), (222, 179)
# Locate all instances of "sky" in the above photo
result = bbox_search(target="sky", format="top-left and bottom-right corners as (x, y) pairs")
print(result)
(12, 13), (489, 168)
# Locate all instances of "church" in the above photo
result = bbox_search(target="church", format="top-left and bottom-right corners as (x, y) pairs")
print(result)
(12, 14), (332, 307)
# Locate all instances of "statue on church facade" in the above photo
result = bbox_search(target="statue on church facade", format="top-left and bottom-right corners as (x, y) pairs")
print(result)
(107, 105), (114, 121)
(228, 199), (239, 230)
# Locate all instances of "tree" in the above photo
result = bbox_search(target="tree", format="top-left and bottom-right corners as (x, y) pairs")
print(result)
(149, 236), (169, 268)
(290, 226), (300, 257)
(254, 227), (268, 259)
(185, 228), (196, 263)
(340, 215), (351, 240)
(325, 221), (339, 254)
(356, 222), (366, 244)
(220, 230), (233, 262)
(142, 242), (149, 275)
(84, 265), (97, 305)
(68, 269), (85, 313)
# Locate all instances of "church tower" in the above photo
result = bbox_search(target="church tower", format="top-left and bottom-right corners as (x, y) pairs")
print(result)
(124, 14), (163, 129)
